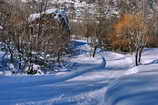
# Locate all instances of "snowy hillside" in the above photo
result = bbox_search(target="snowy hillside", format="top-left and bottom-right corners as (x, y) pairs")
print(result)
(1, 0), (158, 105)
(105, 48), (158, 105)
(0, 40), (158, 105)
(21, 0), (158, 22)
(105, 64), (158, 105)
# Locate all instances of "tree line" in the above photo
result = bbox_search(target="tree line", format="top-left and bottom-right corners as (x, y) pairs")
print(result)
(70, 0), (158, 66)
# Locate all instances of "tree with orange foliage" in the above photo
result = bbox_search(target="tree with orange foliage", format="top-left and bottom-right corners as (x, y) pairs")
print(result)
(112, 12), (149, 66)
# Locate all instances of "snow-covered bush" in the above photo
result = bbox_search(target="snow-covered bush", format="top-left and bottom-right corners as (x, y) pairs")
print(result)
(0, 0), (71, 75)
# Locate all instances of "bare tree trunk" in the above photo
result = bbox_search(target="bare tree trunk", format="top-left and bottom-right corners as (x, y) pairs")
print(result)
(135, 47), (139, 66)
(93, 45), (97, 57)
(57, 49), (62, 64)
(138, 46), (144, 64)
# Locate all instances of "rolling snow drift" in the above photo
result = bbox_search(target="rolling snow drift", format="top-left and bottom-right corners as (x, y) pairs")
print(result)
(105, 64), (158, 105)
(0, 40), (158, 105)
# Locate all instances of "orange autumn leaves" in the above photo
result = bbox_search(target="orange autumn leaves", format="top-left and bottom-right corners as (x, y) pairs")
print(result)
(111, 13), (148, 52)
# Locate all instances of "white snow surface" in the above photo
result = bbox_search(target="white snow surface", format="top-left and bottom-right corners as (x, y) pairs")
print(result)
(105, 64), (158, 105)
(0, 25), (3, 30)
(105, 48), (158, 105)
(0, 40), (158, 105)
(28, 8), (57, 22)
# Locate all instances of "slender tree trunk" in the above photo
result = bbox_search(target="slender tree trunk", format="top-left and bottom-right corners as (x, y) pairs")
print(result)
(135, 48), (139, 66)
(7, 43), (14, 63)
(138, 46), (144, 64)
(93, 45), (97, 57)
(57, 50), (62, 64)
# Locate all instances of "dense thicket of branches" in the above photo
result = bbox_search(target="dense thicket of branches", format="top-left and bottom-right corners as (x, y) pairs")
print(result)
(0, 0), (71, 74)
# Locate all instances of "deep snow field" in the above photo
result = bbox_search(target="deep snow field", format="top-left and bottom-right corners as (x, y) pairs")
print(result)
(0, 40), (158, 105)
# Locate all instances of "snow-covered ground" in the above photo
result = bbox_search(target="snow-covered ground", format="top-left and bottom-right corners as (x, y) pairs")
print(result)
(105, 64), (158, 105)
(0, 40), (158, 105)
(105, 48), (158, 105)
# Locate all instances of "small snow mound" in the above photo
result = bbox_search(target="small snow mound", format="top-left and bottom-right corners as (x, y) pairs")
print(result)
(125, 66), (139, 75)
(3, 71), (12, 76)
(126, 64), (158, 75)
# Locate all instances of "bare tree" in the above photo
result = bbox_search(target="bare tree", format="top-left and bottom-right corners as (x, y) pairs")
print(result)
(91, 0), (114, 57)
